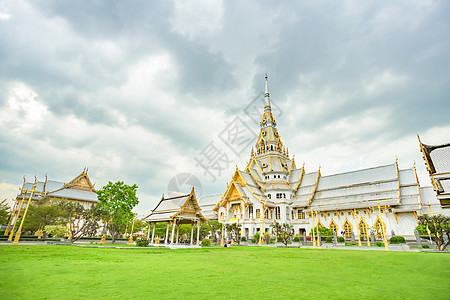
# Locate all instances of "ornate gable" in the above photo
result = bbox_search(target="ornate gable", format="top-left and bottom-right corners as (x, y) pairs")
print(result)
(224, 181), (244, 201)
(231, 168), (246, 187)
(172, 187), (208, 221)
(64, 170), (96, 192)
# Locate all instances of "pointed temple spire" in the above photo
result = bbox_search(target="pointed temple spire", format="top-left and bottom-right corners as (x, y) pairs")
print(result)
(254, 74), (286, 157)
(264, 73), (271, 110)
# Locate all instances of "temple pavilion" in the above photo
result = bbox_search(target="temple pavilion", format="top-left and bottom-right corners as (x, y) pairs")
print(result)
(5, 169), (99, 239)
(418, 136), (450, 214)
(213, 75), (439, 240)
(144, 188), (207, 245)
(13, 169), (98, 207)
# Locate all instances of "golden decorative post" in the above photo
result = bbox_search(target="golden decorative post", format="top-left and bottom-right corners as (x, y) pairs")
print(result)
(377, 201), (389, 251)
(259, 208), (264, 246)
(364, 214), (370, 247)
(316, 211), (321, 247)
(8, 193), (27, 241)
(13, 179), (38, 245)
(4, 200), (18, 236)
(311, 208), (316, 248)
(353, 210), (362, 247)
(128, 214), (136, 245)
(37, 225), (43, 239)
(123, 225), (128, 239)
(220, 213), (225, 246)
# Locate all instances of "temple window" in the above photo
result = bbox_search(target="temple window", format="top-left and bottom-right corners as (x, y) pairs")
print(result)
(249, 206), (253, 218)
(374, 218), (385, 238)
(343, 220), (352, 238)
(264, 210), (269, 219)
(275, 207), (281, 219)
(329, 220), (338, 232)
(268, 194), (271, 199)
(256, 209), (261, 218)
(298, 210), (305, 219)
(359, 219), (368, 239)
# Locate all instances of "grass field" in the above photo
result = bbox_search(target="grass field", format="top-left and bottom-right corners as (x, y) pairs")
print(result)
(0, 245), (449, 299)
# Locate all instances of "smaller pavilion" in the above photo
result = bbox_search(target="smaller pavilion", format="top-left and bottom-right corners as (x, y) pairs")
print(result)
(144, 188), (207, 245)
(418, 135), (450, 214)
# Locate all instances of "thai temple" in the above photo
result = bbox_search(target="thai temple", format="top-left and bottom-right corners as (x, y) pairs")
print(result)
(205, 75), (442, 240)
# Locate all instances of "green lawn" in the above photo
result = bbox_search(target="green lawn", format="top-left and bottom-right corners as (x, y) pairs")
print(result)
(0, 246), (449, 299)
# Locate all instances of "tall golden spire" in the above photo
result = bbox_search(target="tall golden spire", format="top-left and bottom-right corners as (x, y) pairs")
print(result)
(254, 74), (284, 154)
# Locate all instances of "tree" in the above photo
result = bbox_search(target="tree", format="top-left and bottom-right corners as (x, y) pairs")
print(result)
(0, 199), (11, 225)
(207, 220), (222, 244)
(23, 200), (68, 235)
(125, 217), (148, 236)
(96, 181), (139, 243)
(62, 202), (101, 242)
(225, 223), (242, 244)
(271, 221), (282, 241)
(271, 221), (293, 246)
(417, 214), (450, 250)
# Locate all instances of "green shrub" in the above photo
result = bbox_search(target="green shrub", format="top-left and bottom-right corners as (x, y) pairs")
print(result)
(251, 238), (257, 244)
(396, 236), (406, 243)
(277, 236), (283, 242)
(390, 237), (398, 244)
(44, 225), (68, 238)
(241, 236), (246, 242)
(269, 238), (275, 244)
(254, 233), (260, 241)
(326, 237), (332, 243)
(350, 240), (357, 245)
(376, 241), (384, 247)
(422, 245), (430, 249)
(201, 238), (211, 246)
(338, 237), (345, 243)
(293, 237), (300, 242)
(135, 237), (149, 247)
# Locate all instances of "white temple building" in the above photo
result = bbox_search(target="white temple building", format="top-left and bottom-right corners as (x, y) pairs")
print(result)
(210, 75), (440, 240)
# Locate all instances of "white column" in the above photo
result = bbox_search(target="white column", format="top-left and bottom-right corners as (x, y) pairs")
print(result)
(151, 223), (156, 244)
(147, 222), (151, 239)
(170, 219), (177, 244)
(190, 221), (194, 244)
(196, 220), (200, 245)
(176, 224), (180, 244)
(165, 222), (170, 245)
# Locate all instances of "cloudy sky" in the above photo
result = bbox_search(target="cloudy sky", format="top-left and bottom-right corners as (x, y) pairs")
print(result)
(1, 0), (449, 214)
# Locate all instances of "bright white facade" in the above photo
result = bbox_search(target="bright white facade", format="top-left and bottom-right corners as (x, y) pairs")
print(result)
(213, 75), (439, 240)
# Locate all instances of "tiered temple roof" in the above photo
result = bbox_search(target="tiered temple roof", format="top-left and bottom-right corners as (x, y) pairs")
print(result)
(16, 169), (98, 204)
(145, 188), (207, 223)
